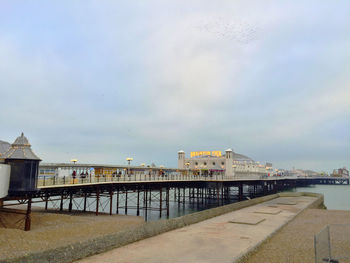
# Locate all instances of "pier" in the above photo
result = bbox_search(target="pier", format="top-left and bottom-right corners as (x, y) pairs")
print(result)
(1, 162), (348, 231)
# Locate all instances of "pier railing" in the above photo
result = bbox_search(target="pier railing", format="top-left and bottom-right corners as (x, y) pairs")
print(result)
(37, 173), (269, 188)
(36, 174), (350, 188)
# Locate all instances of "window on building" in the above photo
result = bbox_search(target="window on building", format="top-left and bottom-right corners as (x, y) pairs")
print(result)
(204, 162), (207, 166)
(221, 162), (224, 165)
(212, 162), (215, 165)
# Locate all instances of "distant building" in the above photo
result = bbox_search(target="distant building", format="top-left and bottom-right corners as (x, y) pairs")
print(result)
(178, 149), (268, 178)
(265, 162), (273, 168)
(332, 167), (349, 177)
(286, 169), (320, 178)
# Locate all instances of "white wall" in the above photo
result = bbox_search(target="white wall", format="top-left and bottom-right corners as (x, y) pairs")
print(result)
(0, 164), (10, 198)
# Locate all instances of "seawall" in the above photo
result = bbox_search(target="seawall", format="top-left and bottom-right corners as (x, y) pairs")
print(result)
(2, 192), (324, 263)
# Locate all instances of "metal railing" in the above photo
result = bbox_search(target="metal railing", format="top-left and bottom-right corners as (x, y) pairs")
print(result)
(36, 173), (274, 187)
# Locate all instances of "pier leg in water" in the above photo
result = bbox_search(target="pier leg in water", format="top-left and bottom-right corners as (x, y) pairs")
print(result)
(60, 191), (64, 211)
(125, 190), (128, 215)
(238, 183), (243, 201)
(83, 192), (87, 212)
(96, 187), (100, 216)
(137, 188), (140, 216)
(159, 188), (162, 218)
(221, 185), (224, 205)
(109, 188), (113, 216)
(216, 184), (220, 205)
(201, 188), (204, 204)
(144, 189), (148, 221)
(149, 189), (152, 207)
(69, 192), (73, 212)
(166, 187), (169, 218)
(183, 187), (185, 207)
(45, 192), (49, 210)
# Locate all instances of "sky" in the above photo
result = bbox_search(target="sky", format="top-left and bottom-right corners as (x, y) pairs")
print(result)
(0, 1), (349, 172)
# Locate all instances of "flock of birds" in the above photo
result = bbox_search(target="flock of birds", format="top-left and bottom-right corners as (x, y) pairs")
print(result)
(196, 17), (260, 44)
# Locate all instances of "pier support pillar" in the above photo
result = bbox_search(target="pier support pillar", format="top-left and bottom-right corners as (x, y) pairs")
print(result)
(159, 188), (163, 218)
(24, 196), (32, 231)
(144, 189), (148, 221)
(125, 190), (128, 215)
(137, 188), (140, 216)
(166, 187), (170, 218)
(109, 189), (113, 216)
(149, 189), (152, 206)
(60, 191), (64, 211)
(45, 193), (49, 211)
(183, 187), (185, 204)
(83, 192), (87, 212)
(116, 189), (119, 214)
(96, 187), (100, 216)
(68, 192), (73, 212)
(238, 183), (243, 201)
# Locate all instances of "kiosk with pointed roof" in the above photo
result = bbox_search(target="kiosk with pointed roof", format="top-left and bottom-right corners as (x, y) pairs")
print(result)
(1, 133), (41, 194)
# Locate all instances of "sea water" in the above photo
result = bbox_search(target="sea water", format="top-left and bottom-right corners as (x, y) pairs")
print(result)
(295, 184), (350, 210)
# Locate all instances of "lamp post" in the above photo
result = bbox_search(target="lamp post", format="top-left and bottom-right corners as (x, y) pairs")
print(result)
(126, 157), (133, 176)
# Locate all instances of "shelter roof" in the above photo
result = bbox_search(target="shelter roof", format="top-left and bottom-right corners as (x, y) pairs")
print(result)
(1, 133), (41, 161)
(0, 140), (10, 156)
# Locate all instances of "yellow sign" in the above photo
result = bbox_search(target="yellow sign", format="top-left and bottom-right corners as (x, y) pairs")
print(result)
(190, 151), (222, 158)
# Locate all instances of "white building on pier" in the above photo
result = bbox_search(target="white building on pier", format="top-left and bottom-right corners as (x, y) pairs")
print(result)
(178, 149), (269, 179)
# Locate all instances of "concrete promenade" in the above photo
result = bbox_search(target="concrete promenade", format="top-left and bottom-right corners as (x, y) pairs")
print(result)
(77, 194), (320, 263)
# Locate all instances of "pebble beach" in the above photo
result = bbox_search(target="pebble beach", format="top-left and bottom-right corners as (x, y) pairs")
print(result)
(0, 209), (144, 261)
(243, 209), (350, 263)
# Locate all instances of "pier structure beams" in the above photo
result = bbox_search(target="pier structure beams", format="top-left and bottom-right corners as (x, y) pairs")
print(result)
(2, 178), (306, 231)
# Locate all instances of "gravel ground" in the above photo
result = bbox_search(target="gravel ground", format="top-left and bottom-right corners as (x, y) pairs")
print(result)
(0, 208), (144, 260)
(242, 209), (350, 263)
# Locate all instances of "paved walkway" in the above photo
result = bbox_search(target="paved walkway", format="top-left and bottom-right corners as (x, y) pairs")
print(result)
(76, 195), (318, 263)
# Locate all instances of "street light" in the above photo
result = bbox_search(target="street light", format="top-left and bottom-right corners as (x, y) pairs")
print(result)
(126, 157), (133, 176)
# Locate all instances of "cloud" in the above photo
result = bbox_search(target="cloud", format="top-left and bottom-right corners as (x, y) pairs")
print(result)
(0, 1), (349, 171)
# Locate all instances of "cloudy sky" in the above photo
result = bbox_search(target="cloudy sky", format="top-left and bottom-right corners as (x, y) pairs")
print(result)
(0, 1), (349, 171)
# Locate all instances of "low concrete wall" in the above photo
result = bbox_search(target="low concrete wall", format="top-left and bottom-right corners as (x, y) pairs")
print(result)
(2, 192), (324, 263)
